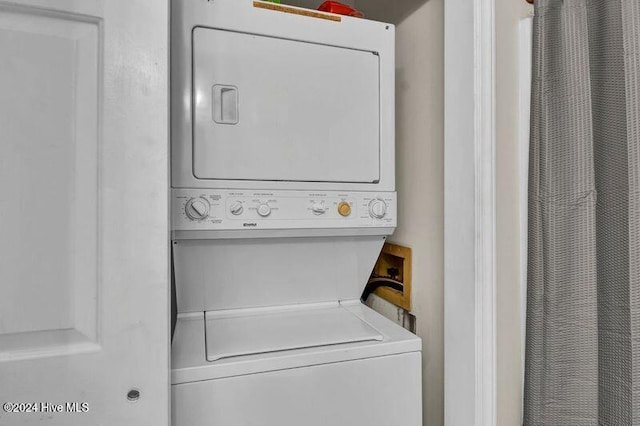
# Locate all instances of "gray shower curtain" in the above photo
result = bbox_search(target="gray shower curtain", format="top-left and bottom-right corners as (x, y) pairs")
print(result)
(524, 0), (640, 425)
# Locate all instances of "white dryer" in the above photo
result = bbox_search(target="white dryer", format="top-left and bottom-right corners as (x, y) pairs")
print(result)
(170, 1), (422, 425)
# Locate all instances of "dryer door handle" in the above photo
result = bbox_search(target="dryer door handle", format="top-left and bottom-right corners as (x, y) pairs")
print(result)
(212, 85), (238, 125)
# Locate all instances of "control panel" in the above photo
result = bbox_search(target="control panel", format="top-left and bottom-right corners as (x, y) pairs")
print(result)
(172, 189), (397, 231)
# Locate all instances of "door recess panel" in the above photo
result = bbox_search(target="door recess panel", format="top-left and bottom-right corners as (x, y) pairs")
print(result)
(192, 27), (380, 183)
(0, 7), (99, 355)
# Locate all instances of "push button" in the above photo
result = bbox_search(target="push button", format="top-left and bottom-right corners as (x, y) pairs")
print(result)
(337, 202), (352, 217)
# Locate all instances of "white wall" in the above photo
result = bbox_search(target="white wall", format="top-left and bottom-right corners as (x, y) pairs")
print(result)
(495, 1), (533, 425)
(391, 2), (444, 425)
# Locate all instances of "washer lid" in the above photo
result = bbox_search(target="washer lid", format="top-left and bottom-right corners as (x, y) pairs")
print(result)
(205, 303), (383, 362)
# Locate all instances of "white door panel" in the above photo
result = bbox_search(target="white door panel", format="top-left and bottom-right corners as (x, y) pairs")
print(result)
(192, 27), (380, 183)
(172, 352), (422, 426)
(0, 1), (168, 425)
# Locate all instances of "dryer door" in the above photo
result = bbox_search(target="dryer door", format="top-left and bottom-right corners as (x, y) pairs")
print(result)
(192, 27), (380, 183)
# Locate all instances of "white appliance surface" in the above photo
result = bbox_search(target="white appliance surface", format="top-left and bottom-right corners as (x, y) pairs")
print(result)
(205, 303), (383, 361)
(173, 236), (385, 312)
(170, 3), (421, 426)
(172, 351), (422, 426)
(193, 27), (380, 183)
(172, 189), (396, 232)
(172, 301), (421, 384)
(172, 0), (395, 191)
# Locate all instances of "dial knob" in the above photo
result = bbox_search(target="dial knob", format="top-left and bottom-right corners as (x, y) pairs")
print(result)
(185, 197), (210, 221)
(257, 203), (272, 217)
(311, 201), (327, 215)
(230, 201), (244, 216)
(368, 199), (387, 219)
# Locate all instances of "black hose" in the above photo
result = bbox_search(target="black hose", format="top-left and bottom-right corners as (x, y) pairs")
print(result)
(361, 277), (404, 301)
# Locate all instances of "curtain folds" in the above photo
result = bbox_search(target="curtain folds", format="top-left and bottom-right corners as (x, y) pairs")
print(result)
(525, 0), (640, 425)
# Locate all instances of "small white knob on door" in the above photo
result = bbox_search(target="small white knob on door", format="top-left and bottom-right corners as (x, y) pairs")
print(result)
(368, 199), (387, 219)
(230, 201), (244, 216)
(185, 197), (210, 220)
(257, 203), (272, 217)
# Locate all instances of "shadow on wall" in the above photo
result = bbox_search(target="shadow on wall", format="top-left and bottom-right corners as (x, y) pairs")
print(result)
(283, 0), (432, 25)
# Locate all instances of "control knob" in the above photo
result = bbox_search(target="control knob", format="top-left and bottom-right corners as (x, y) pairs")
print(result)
(311, 201), (327, 215)
(257, 203), (272, 217)
(185, 197), (210, 221)
(230, 201), (244, 216)
(368, 198), (387, 219)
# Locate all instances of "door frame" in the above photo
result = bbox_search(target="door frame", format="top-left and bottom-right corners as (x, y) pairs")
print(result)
(444, 0), (496, 425)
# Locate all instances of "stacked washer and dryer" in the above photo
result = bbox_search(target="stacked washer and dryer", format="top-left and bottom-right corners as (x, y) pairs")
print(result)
(170, 1), (422, 424)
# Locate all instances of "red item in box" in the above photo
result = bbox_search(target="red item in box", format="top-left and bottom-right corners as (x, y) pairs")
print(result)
(317, 1), (364, 18)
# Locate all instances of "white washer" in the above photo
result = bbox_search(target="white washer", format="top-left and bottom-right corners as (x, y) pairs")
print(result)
(170, 1), (422, 425)
(172, 302), (421, 426)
